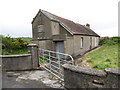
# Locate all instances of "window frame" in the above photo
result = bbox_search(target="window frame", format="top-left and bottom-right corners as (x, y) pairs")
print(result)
(80, 37), (84, 49)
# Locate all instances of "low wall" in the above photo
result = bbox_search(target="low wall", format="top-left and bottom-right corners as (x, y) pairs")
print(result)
(63, 64), (120, 88)
(1, 44), (40, 71)
(1, 54), (32, 71)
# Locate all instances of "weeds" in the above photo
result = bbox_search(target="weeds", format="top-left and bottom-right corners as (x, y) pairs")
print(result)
(40, 56), (49, 64)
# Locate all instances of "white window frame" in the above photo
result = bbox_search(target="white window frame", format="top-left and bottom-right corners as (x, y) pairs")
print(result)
(95, 37), (98, 47)
(80, 37), (83, 48)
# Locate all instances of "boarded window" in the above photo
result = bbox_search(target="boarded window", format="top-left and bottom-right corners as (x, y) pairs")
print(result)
(38, 25), (44, 32)
(80, 37), (83, 48)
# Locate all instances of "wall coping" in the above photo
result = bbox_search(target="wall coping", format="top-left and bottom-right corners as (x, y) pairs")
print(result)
(63, 64), (107, 77)
(0, 54), (31, 58)
(105, 68), (120, 75)
(27, 44), (38, 47)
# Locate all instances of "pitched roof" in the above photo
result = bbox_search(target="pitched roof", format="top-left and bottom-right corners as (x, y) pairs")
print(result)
(33, 9), (100, 37)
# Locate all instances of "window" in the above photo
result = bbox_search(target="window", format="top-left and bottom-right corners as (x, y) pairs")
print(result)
(95, 37), (98, 47)
(90, 37), (92, 49)
(37, 25), (44, 39)
(80, 37), (83, 48)
(38, 25), (44, 32)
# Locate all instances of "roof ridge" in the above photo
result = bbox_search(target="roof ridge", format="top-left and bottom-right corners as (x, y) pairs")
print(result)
(41, 9), (80, 25)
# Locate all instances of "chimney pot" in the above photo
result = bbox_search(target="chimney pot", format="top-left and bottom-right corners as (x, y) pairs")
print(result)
(86, 23), (90, 28)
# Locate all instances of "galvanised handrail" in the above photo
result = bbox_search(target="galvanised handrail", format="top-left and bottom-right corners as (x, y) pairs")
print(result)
(39, 48), (74, 64)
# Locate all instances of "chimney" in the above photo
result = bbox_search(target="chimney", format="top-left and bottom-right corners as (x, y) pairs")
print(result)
(86, 23), (90, 28)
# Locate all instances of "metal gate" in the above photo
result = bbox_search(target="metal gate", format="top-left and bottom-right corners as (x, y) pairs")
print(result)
(39, 48), (74, 81)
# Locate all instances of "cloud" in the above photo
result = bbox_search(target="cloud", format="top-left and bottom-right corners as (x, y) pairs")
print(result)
(96, 27), (118, 37)
(0, 0), (118, 37)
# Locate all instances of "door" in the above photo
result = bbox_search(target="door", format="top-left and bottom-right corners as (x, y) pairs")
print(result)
(55, 41), (64, 59)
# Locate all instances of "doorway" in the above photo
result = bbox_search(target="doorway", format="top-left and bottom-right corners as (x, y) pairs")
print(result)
(55, 41), (64, 59)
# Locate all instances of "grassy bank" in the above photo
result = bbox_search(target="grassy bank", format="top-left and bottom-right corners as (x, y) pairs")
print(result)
(81, 37), (119, 70)
(82, 44), (119, 70)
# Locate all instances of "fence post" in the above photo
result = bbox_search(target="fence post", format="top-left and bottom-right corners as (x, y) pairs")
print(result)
(27, 44), (39, 69)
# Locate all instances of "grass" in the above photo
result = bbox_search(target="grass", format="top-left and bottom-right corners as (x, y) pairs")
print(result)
(81, 44), (119, 70)
(2, 49), (28, 55)
(40, 56), (49, 64)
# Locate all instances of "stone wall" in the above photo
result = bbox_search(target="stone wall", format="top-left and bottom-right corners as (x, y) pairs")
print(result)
(1, 54), (32, 71)
(63, 64), (120, 88)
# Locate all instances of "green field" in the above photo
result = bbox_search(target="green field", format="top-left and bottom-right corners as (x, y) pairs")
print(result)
(81, 44), (119, 70)
(2, 49), (28, 55)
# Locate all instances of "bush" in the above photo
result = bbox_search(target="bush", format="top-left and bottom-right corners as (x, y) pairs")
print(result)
(2, 35), (30, 54)
(2, 35), (15, 53)
(99, 37), (120, 45)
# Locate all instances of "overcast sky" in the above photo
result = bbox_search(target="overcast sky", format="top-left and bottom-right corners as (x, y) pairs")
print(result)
(0, 0), (119, 37)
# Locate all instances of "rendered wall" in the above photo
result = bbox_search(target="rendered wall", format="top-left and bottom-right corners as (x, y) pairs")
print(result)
(64, 38), (74, 56)
(32, 12), (52, 40)
(73, 35), (99, 56)
(1, 44), (40, 71)
(1, 54), (32, 71)
(51, 21), (59, 35)
(63, 64), (119, 88)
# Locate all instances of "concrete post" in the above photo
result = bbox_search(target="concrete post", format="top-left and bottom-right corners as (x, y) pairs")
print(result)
(27, 44), (39, 69)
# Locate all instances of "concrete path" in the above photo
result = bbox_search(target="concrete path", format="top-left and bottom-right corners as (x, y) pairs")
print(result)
(2, 69), (64, 89)
(2, 71), (49, 88)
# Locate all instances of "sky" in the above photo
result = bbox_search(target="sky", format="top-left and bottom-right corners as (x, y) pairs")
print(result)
(0, 0), (119, 37)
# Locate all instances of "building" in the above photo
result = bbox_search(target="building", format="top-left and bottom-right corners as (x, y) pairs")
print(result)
(32, 9), (100, 58)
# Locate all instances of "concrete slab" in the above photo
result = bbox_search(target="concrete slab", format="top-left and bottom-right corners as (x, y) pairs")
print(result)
(2, 70), (64, 89)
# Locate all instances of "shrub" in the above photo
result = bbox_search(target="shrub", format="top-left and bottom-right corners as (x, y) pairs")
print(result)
(2, 35), (30, 54)
(2, 35), (15, 53)
(99, 37), (120, 45)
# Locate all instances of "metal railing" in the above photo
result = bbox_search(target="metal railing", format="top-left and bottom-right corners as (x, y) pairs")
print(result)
(39, 48), (74, 81)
